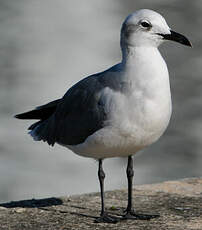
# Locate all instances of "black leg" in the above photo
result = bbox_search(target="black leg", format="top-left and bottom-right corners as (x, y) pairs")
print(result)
(98, 159), (105, 216)
(126, 155), (134, 213)
(95, 159), (120, 223)
(123, 156), (159, 220)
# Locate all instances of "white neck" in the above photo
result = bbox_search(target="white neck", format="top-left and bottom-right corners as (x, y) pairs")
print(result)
(120, 45), (171, 104)
(121, 45), (160, 66)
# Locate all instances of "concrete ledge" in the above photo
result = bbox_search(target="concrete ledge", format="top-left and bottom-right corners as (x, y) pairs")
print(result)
(0, 178), (202, 229)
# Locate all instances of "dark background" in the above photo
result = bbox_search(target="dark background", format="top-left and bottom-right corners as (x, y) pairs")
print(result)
(0, 0), (201, 202)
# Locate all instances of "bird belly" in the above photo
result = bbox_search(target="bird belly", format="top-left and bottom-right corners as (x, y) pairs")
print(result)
(66, 88), (172, 159)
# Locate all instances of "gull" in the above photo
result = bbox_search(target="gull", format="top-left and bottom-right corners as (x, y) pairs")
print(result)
(15, 9), (191, 223)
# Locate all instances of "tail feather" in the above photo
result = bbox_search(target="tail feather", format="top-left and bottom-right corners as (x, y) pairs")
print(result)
(29, 117), (56, 146)
(15, 99), (61, 146)
(29, 120), (48, 142)
(28, 121), (42, 130)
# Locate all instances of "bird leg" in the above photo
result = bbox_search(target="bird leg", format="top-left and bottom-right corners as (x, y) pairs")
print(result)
(123, 155), (159, 220)
(95, 159), (119, 223)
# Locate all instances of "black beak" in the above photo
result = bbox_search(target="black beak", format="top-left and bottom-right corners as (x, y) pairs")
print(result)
(158, 30), (192, 47)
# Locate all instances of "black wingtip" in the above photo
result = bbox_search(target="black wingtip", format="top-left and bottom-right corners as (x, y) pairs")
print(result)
(14, 112), (32, 119)
(14, 114), (20, 119)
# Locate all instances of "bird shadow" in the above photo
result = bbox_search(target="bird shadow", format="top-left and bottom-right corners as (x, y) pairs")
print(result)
(0, 197), (124, 222)
(0, 197), (63, 208)
(0, 197), (99, 219)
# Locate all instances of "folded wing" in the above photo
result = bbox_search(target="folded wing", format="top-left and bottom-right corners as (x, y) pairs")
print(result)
(16, 75), (107, 146)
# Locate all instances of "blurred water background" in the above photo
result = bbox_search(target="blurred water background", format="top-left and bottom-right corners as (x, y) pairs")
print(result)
(0, 0), (201, 203)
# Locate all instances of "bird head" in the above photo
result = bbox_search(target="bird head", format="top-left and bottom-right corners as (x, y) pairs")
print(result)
(121, 9), (192, 48)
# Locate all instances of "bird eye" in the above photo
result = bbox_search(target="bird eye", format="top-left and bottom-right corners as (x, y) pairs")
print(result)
(140, 20), (151, 28)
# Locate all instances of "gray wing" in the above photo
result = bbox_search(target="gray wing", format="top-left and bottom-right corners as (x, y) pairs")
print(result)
(30, 64), (125, 146)
(50, 75), (106, 145)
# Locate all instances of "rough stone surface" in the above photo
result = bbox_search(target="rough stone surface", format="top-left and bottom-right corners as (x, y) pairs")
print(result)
(0, 178), (202, 230)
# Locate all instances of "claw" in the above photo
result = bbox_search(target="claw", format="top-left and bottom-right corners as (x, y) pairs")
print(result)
(95, 213), (121, 224)
(122, 210), (159, 220)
